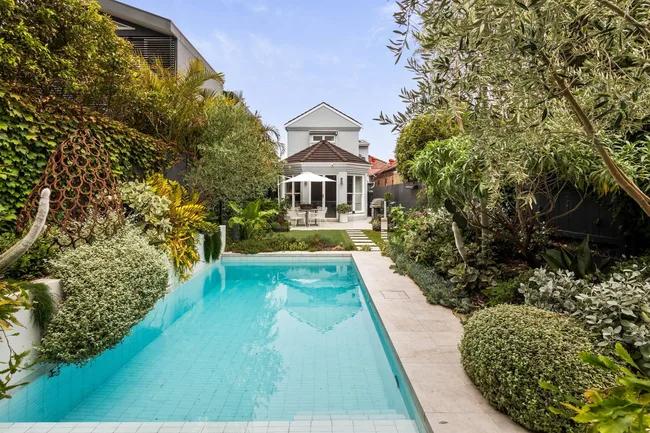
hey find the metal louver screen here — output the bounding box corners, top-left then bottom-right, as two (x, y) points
(124, 36), (177, 71)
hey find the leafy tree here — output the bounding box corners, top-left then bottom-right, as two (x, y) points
(381, 0), (650, 217)
(412, 130), (595, 264)
(0, 0), (136, 105)
(185, 99), (282, 215)
(112, 58), (225, 158)
(394, 112), (460, 182)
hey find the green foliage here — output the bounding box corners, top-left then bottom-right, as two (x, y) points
(335, 203), (352, 214)
(228, 233), (346, 254)
(123, 175), (216, 280)
(0, 233), (53, 280)
(447, 251), (501, 295)
(371, 216), (382, 231)
(460, 305), (615, 433)
(185, 100), (282, 214)
(228, 199), (277, 240)
(0, 280), (33, 400)
(542, 237), (610, 279)
(113, 58), (224, 156)
(555, 343), (650, 433)
(203, 231), (222, 262)
(41, 223), (168, 366)
(384, 0), (650, 217)
(482, 271), (532, 307)
(411, 133), (584, 264)
(386, 242), (472, 313)
(18, 281), (54, 331)
(394, 112), (460, 182)
(0, 84), (168, 231)
(121, 180), (172, 243)
(521, 268), (650, 369)
(147, 175), (215, 281)
(0, 0), (137, 104)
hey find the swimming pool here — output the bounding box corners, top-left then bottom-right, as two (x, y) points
(0, 256), (421, 427)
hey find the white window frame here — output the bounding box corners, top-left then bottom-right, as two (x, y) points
(310, 133), (336, 144)
(346, 175), (364, 213)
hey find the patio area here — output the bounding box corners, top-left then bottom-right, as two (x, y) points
(289, 220), (372, 231)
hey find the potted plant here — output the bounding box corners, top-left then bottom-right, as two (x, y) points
(336, 203), (352, 223)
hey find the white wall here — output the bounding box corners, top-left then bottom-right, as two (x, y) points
(286, 105), (361, 156)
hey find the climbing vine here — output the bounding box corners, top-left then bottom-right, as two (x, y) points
(0, 83), (170, 231)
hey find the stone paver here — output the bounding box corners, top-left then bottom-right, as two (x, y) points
(346, 230), (380, 251)
(351, 252), (529, 433)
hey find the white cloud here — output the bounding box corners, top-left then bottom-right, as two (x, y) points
(248, 4), (268, 12)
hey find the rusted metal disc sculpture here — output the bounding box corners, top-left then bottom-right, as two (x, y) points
(17, 129), (123, 247)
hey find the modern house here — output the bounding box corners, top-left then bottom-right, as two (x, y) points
(281, 103), (371, 219)
(98, 0), (223, 93)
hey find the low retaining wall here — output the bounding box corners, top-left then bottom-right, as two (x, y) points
(1, 225), (226, 385)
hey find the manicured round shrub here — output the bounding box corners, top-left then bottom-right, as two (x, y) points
(460, 305), (614, 433)
(40, 223), (168, 366)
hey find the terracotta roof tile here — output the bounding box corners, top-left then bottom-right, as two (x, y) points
(286, 141), (369, 164)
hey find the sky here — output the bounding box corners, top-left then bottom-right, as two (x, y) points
(118, 0), (413, 161)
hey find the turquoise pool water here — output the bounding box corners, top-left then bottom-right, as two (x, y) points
(0, 257), (418, 425)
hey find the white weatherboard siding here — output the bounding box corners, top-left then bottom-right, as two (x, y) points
(286, 105), (361, 157)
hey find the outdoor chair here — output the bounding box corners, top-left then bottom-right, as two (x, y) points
(309, 208), (328, 226)
(288, 209), (306, 226)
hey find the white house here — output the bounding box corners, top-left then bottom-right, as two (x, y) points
(281, 103), (371, 220)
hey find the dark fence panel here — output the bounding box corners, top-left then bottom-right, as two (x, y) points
(377, 183), (639, 250)
(543, 187), (623, 247)
(371, 184), (427, 210)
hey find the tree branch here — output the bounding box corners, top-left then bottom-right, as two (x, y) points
(595, 0), (650, 40)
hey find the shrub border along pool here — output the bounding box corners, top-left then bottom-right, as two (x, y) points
(0, 252), (522, 433)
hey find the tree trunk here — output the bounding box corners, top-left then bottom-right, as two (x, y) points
(0, 189), (50, 274)
(553, 74), (650, 217)
(452, 221), (468, 262)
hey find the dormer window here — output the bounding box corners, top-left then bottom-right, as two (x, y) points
(310, 132), (336, 144)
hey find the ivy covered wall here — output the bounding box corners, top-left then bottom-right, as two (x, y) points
(0, 83), (170, 231)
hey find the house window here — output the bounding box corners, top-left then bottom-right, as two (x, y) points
(286, 181), (301, 208)
(346, 175), (364, 213)
(310, 134), (336, 144)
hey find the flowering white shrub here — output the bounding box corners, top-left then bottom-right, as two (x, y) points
(40, 222), (168, 366)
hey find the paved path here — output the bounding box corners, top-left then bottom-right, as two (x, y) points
(346, 230), (380, 251)
(352, 252), (528, 433)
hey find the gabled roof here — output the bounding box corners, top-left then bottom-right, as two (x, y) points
(374, 162), (398, 177)
(368, 155), (390, 176)
(284, 102), (363, 128)
(286, 141), (369, 165)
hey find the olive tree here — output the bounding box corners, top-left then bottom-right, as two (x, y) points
(379, 0), (650, 216)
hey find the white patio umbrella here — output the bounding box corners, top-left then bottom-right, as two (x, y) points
(282, 172), (335, 183)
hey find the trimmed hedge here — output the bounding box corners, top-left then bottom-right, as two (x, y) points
(41, 223), (168, 366)
(0, 83), (169, 231)
(460, 305), (615, 433)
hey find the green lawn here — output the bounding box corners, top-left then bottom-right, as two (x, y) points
(279, 230), (355, 249)
(362, 229), (386, 248)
